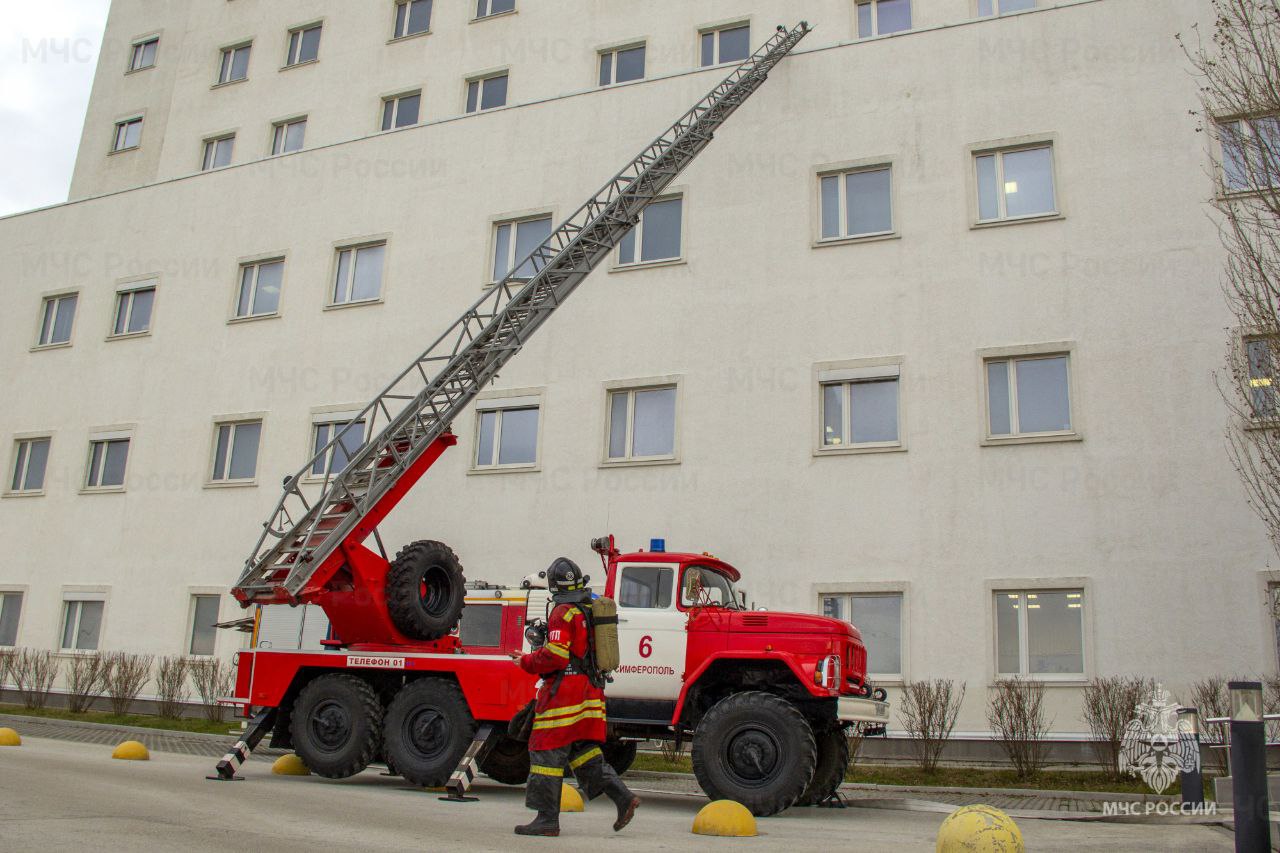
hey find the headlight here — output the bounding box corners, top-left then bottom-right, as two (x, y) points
(814, 655), (841, 689)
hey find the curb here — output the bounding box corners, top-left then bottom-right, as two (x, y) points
(0, 712), (242, 744)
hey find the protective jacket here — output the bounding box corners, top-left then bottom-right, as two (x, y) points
(517, 602), (607, 751)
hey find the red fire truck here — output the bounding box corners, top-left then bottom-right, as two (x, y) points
(212, 23), (888, 817)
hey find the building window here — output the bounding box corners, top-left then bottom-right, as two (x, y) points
(820, 166), (893, 240)
(985, 354), (1072, 439)
(1246, 336), (1279, 420)
(394, 0), (433, 38)
(381, 91), (421, 130)
(823, 593), (903, 677)
(272, 118), (307, 155)
(475, 398), (540, 469)
(475, 0), (515, 19)
(857, 0), (912, 37)
(600, 44), (645, 86)
(9, 438), (50, 494)
(332, 243), (386, 305)
(995, 589), (1085, 677)
(311, 417), (367, 477)
(61, 599), (104, 651)
(218, 43), (251, 84)
(0, 592), (22, 646)
(202, 135), (235, 171)
(129, 38), (158, 72)
(466, 73), (508, 113)
(36, 293), (78, 347)
(211, 421), (262, 483)
(618, 196), (682, 266)
(1221, 117), (1280, 192)
(235, 259), (284, 319)
(979, 0), (1036, 15)
(85, 437), (129, 490)
(189, 595), (221, 656)
(975, 144), (1057, 222)
(821, 367), (900, 449)
(700, 23), (750, 67)
(607, 385), (677, 462)
(113, 118), (143, 152)
(287, 24), (322, 65)
(492, 215), (552, 282)
(111, 282), (156, 337)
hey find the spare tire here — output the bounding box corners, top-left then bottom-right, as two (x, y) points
(602, 740), (638, 776)
(479, 733), (531, 785)
(386, 540), (466, 640)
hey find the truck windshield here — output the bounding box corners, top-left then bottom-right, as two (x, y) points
(681, 566), (740, 609)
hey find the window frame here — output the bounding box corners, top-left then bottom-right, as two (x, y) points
(270, 116), (307, 156)
(813, 357), (906, 455)
(201, 134), (236, 171)
(33, 290), (79, 350)
(969, 138), (1061, 227)
(306, 408), (369, 482)
(977, 0), (1037, 16)
(856, 0), (913, 38)
(465, 70), (510, 114)
(1218, 116), (1280, 195)
(814, 582), (909, 683)
(987, 580), (1090, 682)
(813, 158), (898, 246)
(598, 41), (647, 87)
(979, 342), (1079, 445)
(329, 239), (389, 308)
(5, 435), (52, 497)
(487, 210), (555, 285)
(601, 376), (682, 467)
(380, 89), (423, 131)
(108, 277), (158, 340)
(207, 417), (264, 487)
(127, 36), (159, 73)
(1240, 331), (1280, 425)
(392, 0), (434, 40)
(0, 587), (27, 648)
(611, 191), (687, 271)
(698, 20), (752, 68)
(230, 255), (287, 322)
(59, 589), (108, 653)
(285, 22), (323, 67)
(187, 592), (223, 657)
(216, 41), (253, 86)
(470, 389), (545, 474)
(111, 116), (143, 153)
(473, 0), (517, 21)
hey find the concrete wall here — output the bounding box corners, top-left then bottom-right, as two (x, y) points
(3, 0), (1269, 736)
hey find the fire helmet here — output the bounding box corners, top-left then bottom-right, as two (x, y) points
(546, 557), (591, 603)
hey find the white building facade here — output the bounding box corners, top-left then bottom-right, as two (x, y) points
(0, 0), (1268, 736)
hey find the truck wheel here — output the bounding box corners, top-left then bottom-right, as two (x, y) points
(602, 740), (638, 776)
(479, 734), (530, 785)
(794, 724), (850, 806)
(384, 678), (476, 787)
(290, 674), (383, 779)
(691, 691), (817, 817)
(385, 540), (466, 641)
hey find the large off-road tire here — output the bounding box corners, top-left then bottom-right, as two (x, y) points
(602, 740), (638, 776)
(795, 724), (850, 806)
(479, 733), (531, 785)
(385, 540), (466, 641)
(290, 674), (383, 779)
(384, 678), (477, 787)
(691, 691), (817, 817)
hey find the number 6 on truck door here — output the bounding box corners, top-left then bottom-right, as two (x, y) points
(609, 563), (687, 702)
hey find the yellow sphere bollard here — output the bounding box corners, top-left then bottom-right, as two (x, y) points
(272, 753), (310, 776)
(692, 800), (757, 838)
(0, 727), (21, 746)
(936, 804), (1024, 853)
(111, 740), (150, 761)
(560, 783), (585, 813)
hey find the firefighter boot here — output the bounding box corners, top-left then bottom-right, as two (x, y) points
(514, 812), (561, 838)
(517, 771), (562, 837)
(605, 778), (640, 832)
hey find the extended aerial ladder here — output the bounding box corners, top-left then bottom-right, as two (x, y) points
(230, 23), (811, 646)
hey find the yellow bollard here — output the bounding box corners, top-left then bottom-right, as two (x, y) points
(272, 753), (310, 776)
(0, 727), (20, 746)
(560, 783), (585, 813)
(692, 800), (757, 837)
(936, 804), (1024, 853)
(111, 740), (150, 761)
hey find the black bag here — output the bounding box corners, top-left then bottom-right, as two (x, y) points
(509, 699), (536, 742)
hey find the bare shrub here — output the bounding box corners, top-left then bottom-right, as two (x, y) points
(899, 679), (965, 773)
(1083, 675), (1155, 779)
(659, 738), (687, 764)
(1264, 674), (1280, 746)
(0, 647), (13, 690)
(11, 649), (59, 710)
(987, 678), (1052, 780)
(103, 652), (153, 715)
(154, 656), (190, 719)
(189, 658), (234, 722)
(846, 720), (875, 770)
(65, 651), (109, 713)
(1190, 676), (1234, 776)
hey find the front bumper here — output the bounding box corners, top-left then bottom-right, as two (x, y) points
(837, 695), (890, 725)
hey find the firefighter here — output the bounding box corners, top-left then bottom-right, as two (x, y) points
(509, 557), (640, 837)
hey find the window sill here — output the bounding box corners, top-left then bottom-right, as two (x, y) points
(813, 443), (906, 457)
(981, 431), (1081, 447)
(970, 212), (1064, 230)
(108, 145), (140, 156)
(471, 9), (518, 24)
(210, 78), (248, 91)
(812, 232), (900, 249)
(599, 457), (680, 469)
(324, 297), (384, 312)
(280, 58), (319, 72)
(204, 480), (257, 490)
(227, 312), (281, 325)
(991, 677), (1088, 687)
(468, 464), (541, 476)
(30, 341), (73, 353)
(124, 65), (156, 76)
(2, 490), (45, 499)
(387, 30), (432, 45)
(79, 486), (126, 495)
(608, 257), (687, 274)
(106, 330), (151, 342)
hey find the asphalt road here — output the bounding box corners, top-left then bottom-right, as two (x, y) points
(0, 737), (1234, 852)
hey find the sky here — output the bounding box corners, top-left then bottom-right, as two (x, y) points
(0, 0), (112, 218)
